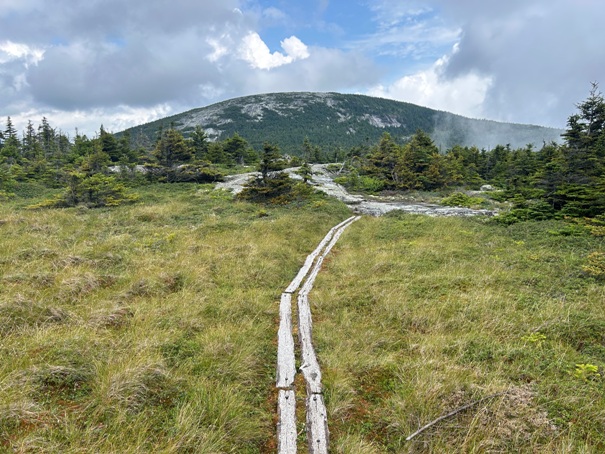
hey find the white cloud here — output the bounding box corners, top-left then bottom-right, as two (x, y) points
(263, 7), (287, 21)
(281, 36), (310, 60)
(206, 37), (229, 63)
(238, 46), (378, 95)
(367, 52), (492, 118)
(0, 40), (44, 65)
(5, 0), (602, 136)
(9, 103), (173, 137)
(239, 33), (309, 70)
(431, 0), (605, 126)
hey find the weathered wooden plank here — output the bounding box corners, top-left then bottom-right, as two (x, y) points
(299, 216), (360, 296)
(297, 216), (361, 395)
(285, 216), (357, 293)
(306, 393), (329, 454)
(297, 292), (322, 394)
(276, 293), (296, 388)
(277, 390), (297, 454)
(277, 215), (360, 454)
(285, 245), (325, 294)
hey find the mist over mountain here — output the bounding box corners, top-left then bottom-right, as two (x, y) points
(121, 92), (563, 153)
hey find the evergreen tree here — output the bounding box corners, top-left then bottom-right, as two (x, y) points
(80, 141), (111, 175)
(153, 128), (192, 167)
(482, 144), (511, 185)
(555, 83), (605, 216)
(295, 161), (313, 183)
(1, 117), (21, 163)
(71, 131), (95, 159)
(507, 145), (538, 189)
(206, 142), (229, 165)
(222, 133), (252, 165)
(117, 129), (138, 163)
(38, 117), (57, 159)
(534, 145), (568, 210)
(562, 82), (605, 152)
(189, 125), (209, 160)
(365, 132), (402, 187)
(22, 120), (42, 161)
(301, 137), (313, 162)
(99, 126), (121, 162)
(259, 142), (286, 183)
(398, 130), (439, 189)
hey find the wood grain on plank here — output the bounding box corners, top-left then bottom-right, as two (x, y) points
(277, 215), (360, 454)
(306, 393), (329, 454)
(277, 390), (297, 454)
(297, 292), (322, 394)
(285, 216), (357, 293)
(276, 293), (296, 388)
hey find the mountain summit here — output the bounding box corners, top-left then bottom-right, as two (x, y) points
(123, 92), (563, 153)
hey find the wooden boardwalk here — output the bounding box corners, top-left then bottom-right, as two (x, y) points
(276, 216), (360, 453)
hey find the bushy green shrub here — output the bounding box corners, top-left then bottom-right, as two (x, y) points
(237, 172), (315, 205)
(169, 163), (225, 183)
(140, 163), (224, 183)
(30, 172), (139, 209)
(440, 192), (484, 208)
(493, 200), (557, 225)
(334, 173), (384, 193)
(0, 190), (15, 201)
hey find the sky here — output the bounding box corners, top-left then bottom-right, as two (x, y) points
(1, 0), (604, 137)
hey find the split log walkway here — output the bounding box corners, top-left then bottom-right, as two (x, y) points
(276, 216), (360, 454)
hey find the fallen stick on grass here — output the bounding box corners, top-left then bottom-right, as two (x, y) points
(406, 391), (507, 441)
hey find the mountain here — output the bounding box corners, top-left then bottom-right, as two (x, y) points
(121, 92), (564, 153)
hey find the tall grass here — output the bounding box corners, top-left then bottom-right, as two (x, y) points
(3, 185), (605, 452)
(0, 184), (349, 452)
(312, 214), (605, 453)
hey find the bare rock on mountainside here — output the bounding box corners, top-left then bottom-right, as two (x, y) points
(120, 92), (563, 154)
(216, 165), (495, 217)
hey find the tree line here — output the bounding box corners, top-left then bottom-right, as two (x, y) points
(1, 84), (604, 219)
(338, 83), (605, 221)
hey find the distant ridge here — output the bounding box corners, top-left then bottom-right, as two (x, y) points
(122, 92), (563, 153)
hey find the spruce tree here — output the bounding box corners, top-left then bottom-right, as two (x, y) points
(259, 142), (286, 183)
(153, 128), (192, 167)
(189, 126), (209, 161)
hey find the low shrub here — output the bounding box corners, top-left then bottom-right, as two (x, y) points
(582, 251), (605, 279)
(334, 173), (384, 193)
(237, 172), (315, 205)
(30, 172), (139, 209)
(440, 192), (485, 208)
(493, 200), (557, 225)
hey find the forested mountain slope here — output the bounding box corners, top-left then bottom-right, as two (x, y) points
(121, 92), (563, 154)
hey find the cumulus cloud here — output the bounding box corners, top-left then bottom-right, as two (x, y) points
(0, 0), (380, 134)
(8, 103), (173, 137)
(0, 41), (44, 65)
(2, 0), (604, 136)
(239, 33), (309, 70)
(239, 46), (378, 94)
(368, 51), (492, 118)
(0, 1), (251, 123)
(431, 0), (605, 126)
(359, 0), (605, 128)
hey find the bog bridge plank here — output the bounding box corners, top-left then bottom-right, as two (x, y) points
(275, 216), (360, 453)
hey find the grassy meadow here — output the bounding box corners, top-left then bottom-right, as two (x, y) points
(0, 184), (349, 452)
(1, 184), (605, 453)
(313, 214), (605, 453)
